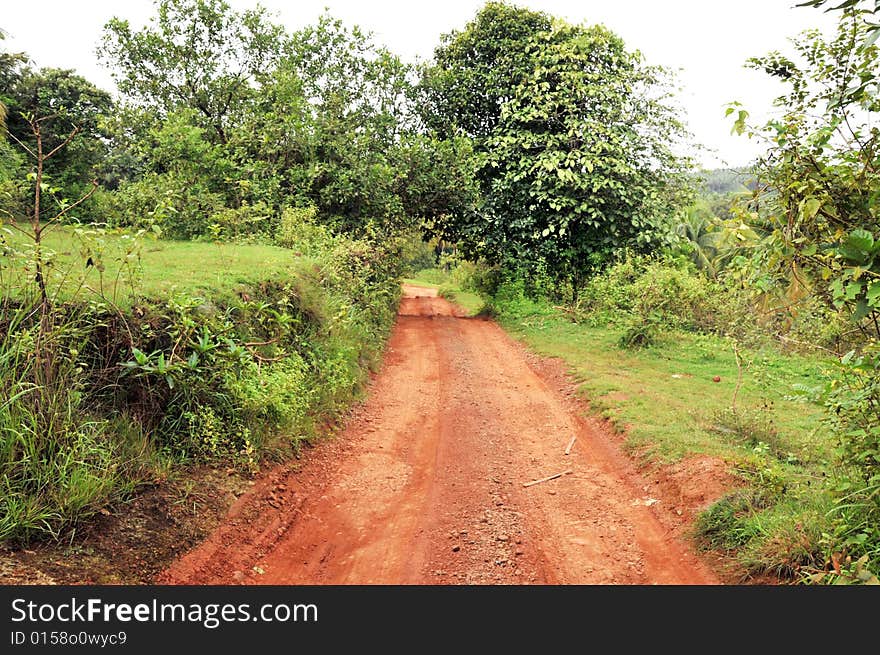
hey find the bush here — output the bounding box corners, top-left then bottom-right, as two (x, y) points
(207, 201), (275, 242)
(275, 205), (335, 255)
(630, 262), (720, 332)
(110, 172), (223, 239)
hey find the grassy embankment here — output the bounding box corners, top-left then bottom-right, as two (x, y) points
(0, 226), (400, 546)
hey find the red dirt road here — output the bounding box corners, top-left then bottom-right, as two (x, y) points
(159, 285), (719, 585)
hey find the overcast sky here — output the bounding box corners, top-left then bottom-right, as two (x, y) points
(1, 0), (840, 169)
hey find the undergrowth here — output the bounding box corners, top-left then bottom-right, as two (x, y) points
(0, 215), (402, 544)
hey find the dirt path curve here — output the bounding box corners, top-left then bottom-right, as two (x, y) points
(159, 285), (719, 585)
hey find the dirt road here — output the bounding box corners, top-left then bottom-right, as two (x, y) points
(159, 285), (720, 585)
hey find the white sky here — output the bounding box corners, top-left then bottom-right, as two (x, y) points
(1, 0), (840, 169)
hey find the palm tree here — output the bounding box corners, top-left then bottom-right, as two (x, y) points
(677, 203), (722, 277)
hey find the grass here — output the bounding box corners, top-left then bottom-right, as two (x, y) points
(1, 224), (302, 305)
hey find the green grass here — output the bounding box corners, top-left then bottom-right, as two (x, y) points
(2, 224), (302, 305)
(509, 317), (829, 463)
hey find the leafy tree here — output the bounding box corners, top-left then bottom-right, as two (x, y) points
(734, 9), (880, 579)
(733, 12), (879, 327)
(423, 10), (693, 299)
(3, 66), (113, 217)
(419, 1), (551, 140)
(99, 0), (284, 144)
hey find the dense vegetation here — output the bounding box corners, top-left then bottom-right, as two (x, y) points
(1, 0), (878, 584)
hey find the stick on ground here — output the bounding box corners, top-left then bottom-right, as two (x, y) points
(564, 436), (576, 455)
(523, 469), (573, 488)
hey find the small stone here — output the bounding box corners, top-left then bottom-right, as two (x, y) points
(497, 535), (509, 542)
(232, 570), (245, 582)
(452, 545), (461, 552)
(515, 549), (525, 556)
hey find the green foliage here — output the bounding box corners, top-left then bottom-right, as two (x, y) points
(2, 64), (114, 217)
(275, 205), (328, 252)
(421, 5), (693, 296)
(732, 9), (880, 580)
(419, 1), (551, 140)
(110, 171), (223, 239)
(99, 0), (284, 144)
(0, 220), (402, 543)
(732, 13), (879, 327)
(575, 255), (736, 336)
(0, 300), (151, 544)
(94, 2), (470, 241)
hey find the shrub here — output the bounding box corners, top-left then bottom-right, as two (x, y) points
(110, 172), (223, 239)
(207, 201), (275, 242)
(275, 205), (335, 255)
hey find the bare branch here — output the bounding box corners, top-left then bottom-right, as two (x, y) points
(5, 130), (36, 159)
(44, 126), (80, 161)
(41, 179), (99, 233)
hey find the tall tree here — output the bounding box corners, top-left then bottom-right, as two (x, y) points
(419, 1), (551, 140)
(98, 0), (284, 144)
(421, 8), (693, 299)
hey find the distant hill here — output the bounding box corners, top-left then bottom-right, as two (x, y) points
(699, 167), (758, 195)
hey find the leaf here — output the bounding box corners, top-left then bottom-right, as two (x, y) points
(844, 280), (862, 300)
(839, 229), (876, 264)
(847, 228), (875, 253)
(132, 348), (147, 365)
(800, 197), (822, 220)
(867, 281), (880, 307)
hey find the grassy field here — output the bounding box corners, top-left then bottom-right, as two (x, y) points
(410, 268), (840, 579)
(2, 224), (301, 305)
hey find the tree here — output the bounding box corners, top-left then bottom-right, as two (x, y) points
(733, 12), (879, 328)
(99, 0), (284, 144)
(423, 12), (693, 299)
(4, 67), (113, 208)
(419, 1), (551, 140)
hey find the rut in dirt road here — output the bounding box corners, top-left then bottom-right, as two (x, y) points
(159, 285), (719, 585)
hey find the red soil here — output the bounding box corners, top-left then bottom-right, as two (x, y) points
(158, 285), (722, 585)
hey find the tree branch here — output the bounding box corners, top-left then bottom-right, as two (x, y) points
(44, 126), (80, 161)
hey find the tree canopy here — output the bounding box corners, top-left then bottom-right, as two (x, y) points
(420, 5), (693, 297)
